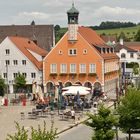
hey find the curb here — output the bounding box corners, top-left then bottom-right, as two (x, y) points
(57, 102), (114, 135)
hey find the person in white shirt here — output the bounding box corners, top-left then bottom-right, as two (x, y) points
(71, 109), (75, 122)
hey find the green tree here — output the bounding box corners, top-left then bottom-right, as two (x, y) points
(7, 121), (57, 140)
(0, 75), (6, 97)
(118, 31), (130, 42)
(135, 29), (140, 41)
(31, 121), (57, 140)
(117, 88), (140, 140)
(6, 122), (28, 140)
(14, 73), (26, 92)
(85, 105), (118, 140)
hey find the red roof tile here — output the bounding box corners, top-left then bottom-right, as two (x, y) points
(78, 26), (105, 45)
(78, 26), (118, 60)
(9, 36), (48, 70)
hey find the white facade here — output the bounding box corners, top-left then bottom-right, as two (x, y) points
(0, 37), (42, 93)
(116, 48), (138, 63)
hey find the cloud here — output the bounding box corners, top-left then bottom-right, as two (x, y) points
(93, 6), (140, 20)
(18, 12), (50, 19)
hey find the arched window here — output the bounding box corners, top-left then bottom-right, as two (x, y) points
(121, 53), (126, 58)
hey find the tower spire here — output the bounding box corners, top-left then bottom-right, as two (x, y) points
(67, 3), (79, 42)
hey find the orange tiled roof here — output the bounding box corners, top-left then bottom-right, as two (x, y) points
(78, 26), (118, 60)
(101, 53), (119, 60)
(78, 26), (105, 45)
(9, 36), (48, 70)
(124, 42), (140, 51)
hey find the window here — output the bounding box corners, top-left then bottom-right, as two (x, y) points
(69, 49), (77, 55)
(50, 64), (57, 73)
(5, 49), (10, 55)
(130, 53), (134, 58)
(83, 49), (87, 54)
(13, 60), (18, 65)
(5, 60), (10, 65)
(60, 64), (67, 73)
(22, 60), (26, 65)
(80, 64), (86, 73)
(89, 64), (96, 73)
(22, 73), (27, 78)
(13, 73), (18, 78)
(121, 53), (126, 58)
(3, 73), (7, 78)
(70, 64), (76, 73)
(31, 73), (36, 78)
(59, 50), (63, 55)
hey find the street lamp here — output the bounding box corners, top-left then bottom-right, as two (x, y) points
(6, 64), (9, 99)
(58, 85), (62, 115)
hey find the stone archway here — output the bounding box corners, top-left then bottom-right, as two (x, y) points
(84, 82), (92, 89)
(64, 82), (72, 87)
(75, 81), (82, 86)
(93, 82), (102, 96)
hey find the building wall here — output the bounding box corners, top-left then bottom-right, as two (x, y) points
(44, 33), (103, 86)
(0, 38), (42, 93)
(117, 48), (138, 63)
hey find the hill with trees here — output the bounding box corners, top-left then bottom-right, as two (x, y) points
(54, 21), (140, 43)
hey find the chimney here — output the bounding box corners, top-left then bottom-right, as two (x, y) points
(120, 38), (124, 45)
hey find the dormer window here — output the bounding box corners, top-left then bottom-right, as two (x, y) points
(130, 53), (134, 58)
(103, 48), (106, 53)
(107, 48), (110, 53)
(69, 49), (77, 56)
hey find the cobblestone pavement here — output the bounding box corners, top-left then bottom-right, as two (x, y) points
(0, 100), (114, 140)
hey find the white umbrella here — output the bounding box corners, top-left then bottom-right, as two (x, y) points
(62, 85), (91, 96)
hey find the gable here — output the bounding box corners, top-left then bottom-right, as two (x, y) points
(44, 32), (102, 63)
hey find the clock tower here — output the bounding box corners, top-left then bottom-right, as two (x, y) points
(67, 3), (79, 42)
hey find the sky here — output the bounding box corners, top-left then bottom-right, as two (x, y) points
(0, 0), (140, 27)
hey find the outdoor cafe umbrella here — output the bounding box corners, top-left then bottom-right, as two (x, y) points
(62, 85), (91, 96)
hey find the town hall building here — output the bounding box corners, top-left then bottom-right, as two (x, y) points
(43, 4), (120, 99)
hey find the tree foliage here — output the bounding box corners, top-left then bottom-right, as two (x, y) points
(117, 88), (140, 133)
(14, 73), (26, 92)
(135, 29), (140, 41)
(7, 121), (57, 140)
(85, 105), (118, 140)
(90, 21), (136, 30)
(0, 75), (6, 97)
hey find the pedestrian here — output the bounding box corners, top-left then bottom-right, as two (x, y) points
(32, 79), (37, 101)
(36, 82), (44, 103)
(71, 108), (75, 123)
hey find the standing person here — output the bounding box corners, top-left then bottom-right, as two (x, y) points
(32, 80), (37, 101)
(36, 82), (44, 103)
(71, 108), (75, 123)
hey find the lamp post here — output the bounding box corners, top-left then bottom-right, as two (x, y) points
(6, 64), (9, 99)
(58, 85), (62, 115)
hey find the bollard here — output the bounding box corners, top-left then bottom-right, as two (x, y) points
(22, 99), (26, 106)
(4, 98), (8, 106)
